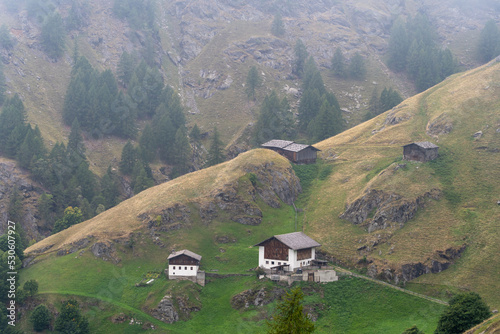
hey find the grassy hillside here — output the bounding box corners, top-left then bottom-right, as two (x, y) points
(302, 60), (500, 308)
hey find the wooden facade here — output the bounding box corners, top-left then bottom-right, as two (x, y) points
(168, 254), (200, 266)
(261, 140), (320, 164)
(262, 238), (289, 261)
(403, 142), (438, 162)
(297, 248), (312, 261)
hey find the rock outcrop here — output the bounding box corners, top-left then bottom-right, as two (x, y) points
(340, 188), (441, 232)
(231, 286), (285, 310)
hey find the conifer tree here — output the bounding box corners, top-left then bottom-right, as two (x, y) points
(0, 95), (26, 154)
(207, 127), (225, 167)
(0, 62), (6, 106)
(245, 66), (262, 100)
(477, 20), (500, 63)
(40, 12), (66, 59)
(117, 51), (136, 87)
(100, 167), (120, 209)
(54, 299), (90, 334)
(267, 286), (314, 334)
(0, 24), (14, 50)
(348, 52), (367, 80)
(132, 161), (154, 194)
(171, 127), (191, 177)
(254, 91), (293, 144)
(271, 13), (285, 37)
(387, 17), (409, 72)
(331, 47), (347, 78)
(293, 39), (308, 78)
(190, 124), (201, 143)
(30, 304), (51, 332)
(119, 141), (137, 175)
(139, 124), (156, 162)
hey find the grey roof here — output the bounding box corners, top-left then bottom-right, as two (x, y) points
(285, 143), (321, 152)
(404, 141), (438, 149)
(167, 249), (202, 261)
(255, 232), (321, 250)
(261, 140), (321, 152)
(261, 140), (294, 149)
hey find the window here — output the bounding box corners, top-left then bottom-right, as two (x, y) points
(173, 272), (175, 275)
(185, 267), (187, 270)
(271, 261), (275, 265)
(190, 267), (193, 270)
(278, 262), (281, 265)
(172, 266), (175, 270)
(266, 261), (269, 264)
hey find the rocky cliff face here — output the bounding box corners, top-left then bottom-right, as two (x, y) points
(0, 158), (46, 242)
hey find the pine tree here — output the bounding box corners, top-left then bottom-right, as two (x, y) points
(132, 161), (154, 194)
(139, 124), (156, 162)
(100, 167), (120, 209)
(298, 88), (322, 131)
(30, 304), (51, 332)
(348, 52), (366, 80)
(54, 299), (90, 334)
(477, 20), (500, 63)
(18, 125), (46, 169)
(245, 66), (262, 100)
(267, 286), (314, 334)
(207, 127), (225, 167)
(0, 24), (14, 50)
(331, 47), (347, 78)
(254, 91), (293, 144)
(171, 127), (191, 177)
(387, 17), (409, 72)
(190, 124), (201, 143)
(271, 13), (285, 37)
(40, 12), (66, 59)
(119, 141), (137, 175)
(293, 39), (308, 78)
(0, 94), (26, 152)
(117, 51), (136, 87)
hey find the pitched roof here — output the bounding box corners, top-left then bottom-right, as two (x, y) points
(255, 232), (321, 250)
(167, 249), (202, 261)
(261, 140), (321, 152)
(261, 140), (294, 149)
(403, 141), (438, 149)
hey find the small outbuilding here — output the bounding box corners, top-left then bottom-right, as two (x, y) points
(167, 250), (205, 286)
(254, 232), (321, 271)
(261, 140), (320, 164)
(403, 141), (439, 162)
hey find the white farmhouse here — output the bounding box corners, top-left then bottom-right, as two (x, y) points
(255, 232), (321, 271)
(167, 249), (202, 279)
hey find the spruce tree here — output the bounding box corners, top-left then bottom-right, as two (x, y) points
(117, 51), (136, 87)
(0, 62), (6, 106)
(40, 12), (66, 59)
(207, 127), (225, 167)
(0, 24), (14, 50)
(271, 13), (285, 37)
(119, 141), (137, 175)
(245, 66), (262, 100)
(293, 39), (308, 78)
(139, 124), (156, 162)
(387, 17), (409, 72)
(477, 20), (500, 63)
(267, 286), (314, 334)
(171, 127), (191, 177)
(190, 124), (201, 143)
(331, 47), (347, 78)
(132, 161), (154, 194)
(0, 94), (26, 152)
(348, 52), (366, 80)
(101, 167), (120, 209)
(30, 304), (51, 332)
(54, 299), (90, 334)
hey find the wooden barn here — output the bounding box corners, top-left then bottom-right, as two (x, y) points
(167, 250), (203, 284)
(403, 141), (439, 162)
(261, 140), (320, 164)
(254, 232), (321, 271)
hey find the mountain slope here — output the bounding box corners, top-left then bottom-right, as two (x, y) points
(305, 59), (500, 307)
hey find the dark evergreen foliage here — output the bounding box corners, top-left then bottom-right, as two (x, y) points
(65, 0), (90, 31)
(30, 304), (51, 332)
(40, 12), (66, 59)
(348, 52), (367, 80)
(171, 127), (191, 178)
(331, 47), (347, 78)
(207, 127), (226, 167)
(119, 141), (138, 175)
(387, 13), (458, 92)
(267, 286), (314, 334)
(271, 13), (285, 37)
(293, 39), (308, 78)
(0, 62), (6, 106)
(253, 91), (294, 145)
(0, 24), (14, 50)
(55, 299), (90, 334)
(0, 95), (27, 155)
(245, 65), (262, 100)
(477, 20), (500, 63)
(189, 124), (201, 143)
(402, 325), (424, 334)
(434, 292), (491, 334)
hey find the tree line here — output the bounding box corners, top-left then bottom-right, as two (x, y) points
(386, 14), (458, 92)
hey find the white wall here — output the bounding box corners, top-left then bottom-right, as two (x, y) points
(259, 246), (316, 271)
(169, 264), (198, 277)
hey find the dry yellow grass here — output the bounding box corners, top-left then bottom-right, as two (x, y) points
(26, 149), (291, 254)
